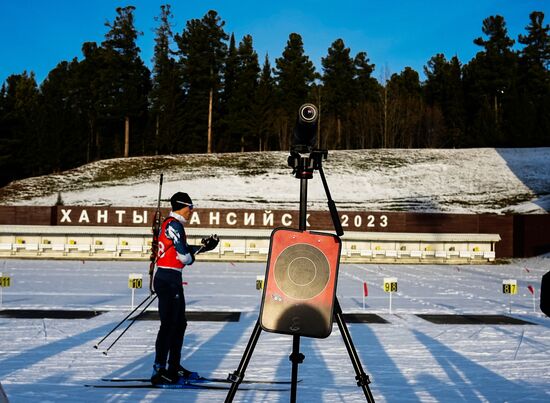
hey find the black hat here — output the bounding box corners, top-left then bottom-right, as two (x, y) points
(170, 192), (193, 211)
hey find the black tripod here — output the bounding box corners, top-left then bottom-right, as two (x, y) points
(225, 149), (375, 403)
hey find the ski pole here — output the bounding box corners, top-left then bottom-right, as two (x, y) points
(99, 243), (208, 353)
(102, 294), (158, 355)
(94, 294), (153, 349)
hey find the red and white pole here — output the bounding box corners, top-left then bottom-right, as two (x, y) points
(528, 285), (535, 313)
(362, 282), (368, 310)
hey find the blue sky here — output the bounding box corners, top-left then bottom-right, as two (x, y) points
(1, 0), (548, 85)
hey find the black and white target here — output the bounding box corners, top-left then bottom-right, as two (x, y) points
(273, 244), (330, 300)
(259, 228), (341, 339)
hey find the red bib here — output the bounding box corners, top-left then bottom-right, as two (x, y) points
(156, 217), (187, 270)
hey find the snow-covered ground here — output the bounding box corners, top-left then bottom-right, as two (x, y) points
(0, 147), (549, 402)
(0, 258), (549, 402)
(1, 148), (549, 214)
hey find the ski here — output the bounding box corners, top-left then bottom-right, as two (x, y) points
(85, 382), (289, 391)
(100, 376), (299, 385)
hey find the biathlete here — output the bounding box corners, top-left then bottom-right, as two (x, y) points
(151, 191), (218, 385)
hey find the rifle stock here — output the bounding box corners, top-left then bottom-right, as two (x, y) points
(149, 174), (164, 292)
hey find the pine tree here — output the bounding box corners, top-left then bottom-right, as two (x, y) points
(226, 35), (260, 152)
(424, 54), (465, 146)
(354, 52), (379, 102)
(101, 6), (151, 158)
(274, 33), (316, 150)
(0, 72), (40, 185)
(252, 54), (277, 151)
(76, 41), (108, 161)
(387, 67), (423, 147)
(519, 11), (550, 70)
(39, 59), (87, 172)
(175, 10), (228, 153)
(353, 51), (381, 148)
(518, 11), (550, 145)
(321, 38), (356, 149)
(218, 33), (238, 152)
(223, 33), (238, 109)
(464, 15), (518, 146)
(151, 4), (184, 154)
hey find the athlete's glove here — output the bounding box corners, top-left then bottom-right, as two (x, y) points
(200, 234), (219, 252)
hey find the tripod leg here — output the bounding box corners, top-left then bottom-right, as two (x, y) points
(333, 298), (376, 403)
(225, 320), (262, 403)
(289, 335), (304, 403)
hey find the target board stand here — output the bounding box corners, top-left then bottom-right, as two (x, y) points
(225, 106), (375, 403)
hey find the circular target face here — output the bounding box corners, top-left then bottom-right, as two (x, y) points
(273, 243), (330, 300)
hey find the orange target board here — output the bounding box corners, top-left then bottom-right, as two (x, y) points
(260, 228), (341, 338)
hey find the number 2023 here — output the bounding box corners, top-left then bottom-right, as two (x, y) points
(341, 214), (388, 228)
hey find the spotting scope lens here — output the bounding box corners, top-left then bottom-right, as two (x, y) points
(292, 103), (319, 151)
(299, 104), (318, 123)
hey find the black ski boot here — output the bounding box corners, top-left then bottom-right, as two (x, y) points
(151, 364), (174, 385)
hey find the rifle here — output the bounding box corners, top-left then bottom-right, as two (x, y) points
(149, 173), (164, 293)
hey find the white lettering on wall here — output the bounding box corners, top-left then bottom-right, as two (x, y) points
(60, 209), (72, 223)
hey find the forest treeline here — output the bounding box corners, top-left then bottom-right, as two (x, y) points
(0, 6), (549, 186)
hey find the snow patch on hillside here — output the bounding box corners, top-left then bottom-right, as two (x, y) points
(1, 148), (548, 214)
